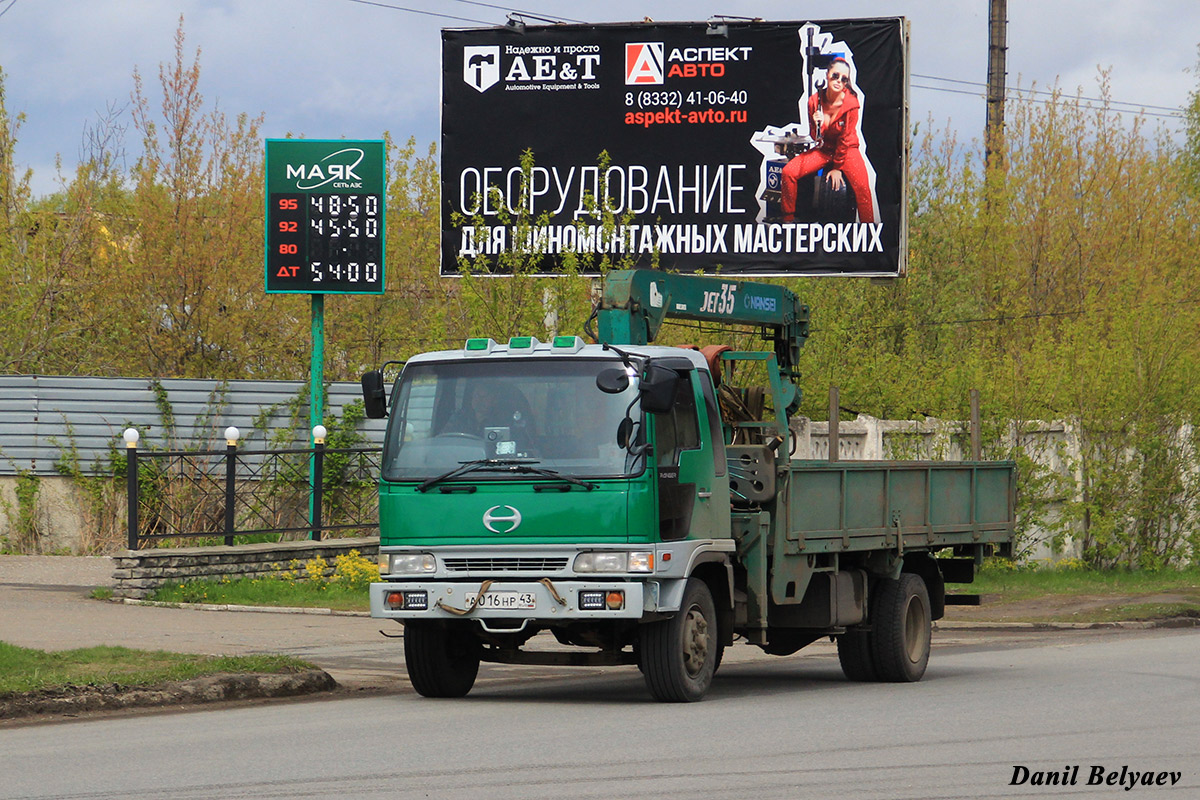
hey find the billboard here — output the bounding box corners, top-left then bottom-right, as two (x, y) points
(441, 18), (907, 277)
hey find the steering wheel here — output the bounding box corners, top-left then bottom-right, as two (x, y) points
(434, 432), (482, 440)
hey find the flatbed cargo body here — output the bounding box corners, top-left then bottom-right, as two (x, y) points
(781, 459), (1014, 554)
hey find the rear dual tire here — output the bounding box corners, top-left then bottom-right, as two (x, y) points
(837, 573), (931, 683)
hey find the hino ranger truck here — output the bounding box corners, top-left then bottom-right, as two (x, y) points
(363, 269), (1015, 701)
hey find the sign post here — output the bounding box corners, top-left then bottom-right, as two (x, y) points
(265, 138), (386, 537)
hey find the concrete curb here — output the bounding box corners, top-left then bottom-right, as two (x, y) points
(116, 598), (370, 617)
(936, 617), (1200, 631)
(0, 669), (338, 722)
(117, 598), (1200, 630)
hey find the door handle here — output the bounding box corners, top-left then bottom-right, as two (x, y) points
(697, 490), (712, 499)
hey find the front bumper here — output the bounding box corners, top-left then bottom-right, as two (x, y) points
(369, 540), (735, 622)
(370, 579), (647, 620)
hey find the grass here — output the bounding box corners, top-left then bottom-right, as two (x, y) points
(950, 563), (1200, 623)
(150, 576), (369, 612)
(147, 551), (378, 612)
(971, 564), (1200, 598)
(0, 641), (315, 695)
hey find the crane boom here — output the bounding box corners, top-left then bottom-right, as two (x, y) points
(597, 269), (811, 414)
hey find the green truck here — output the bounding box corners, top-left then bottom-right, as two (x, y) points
(363, 269), (1015, 701)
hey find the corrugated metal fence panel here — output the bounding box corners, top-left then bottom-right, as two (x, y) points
(0, 376), (386, 476)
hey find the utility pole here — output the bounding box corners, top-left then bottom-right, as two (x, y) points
(986, 0), (1008, 170)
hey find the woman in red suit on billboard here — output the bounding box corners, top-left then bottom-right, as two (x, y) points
(780, 58), (877, 223)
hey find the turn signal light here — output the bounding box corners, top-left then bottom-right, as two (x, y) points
(605, 591), (625, 610)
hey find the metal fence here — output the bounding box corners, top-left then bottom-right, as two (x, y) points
(125, 440), (381, 550)
(0, 375), (387, 477)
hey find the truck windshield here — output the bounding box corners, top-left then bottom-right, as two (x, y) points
(382, 358), (640, 482)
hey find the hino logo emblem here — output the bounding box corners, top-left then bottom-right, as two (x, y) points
(482, 505), (522, 533)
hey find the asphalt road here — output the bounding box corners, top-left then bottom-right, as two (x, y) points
(2, 556), (1199, 798)
(1, 627), (1198, 799)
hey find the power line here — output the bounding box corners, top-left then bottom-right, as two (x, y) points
(912, 83), (987, 98)
(0, 0), (19, 21)
(811, 296), (1200, 336)
(448, 0), (587, 24)
(343, 0), (492, 25)
(336, 2), (1185, 121)
(914, 72), (1184, 114)
(911, 83), (1183, 120)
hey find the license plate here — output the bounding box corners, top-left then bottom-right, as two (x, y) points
(465, 591), (536, 610)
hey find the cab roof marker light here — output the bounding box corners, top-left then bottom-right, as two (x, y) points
(551, 335), (585, 354)
(464, 338), (497, 356)
(507, 336), (541, 353)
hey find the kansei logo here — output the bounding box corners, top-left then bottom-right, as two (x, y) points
(464, 45), (501, 93)
(625, 42), (664, 85)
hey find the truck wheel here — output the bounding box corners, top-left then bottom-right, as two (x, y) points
(404, 621), (481, 698)
(871, 573), (931, 682)
(640, 578), (717, 702)
(836, 630), (878, 681)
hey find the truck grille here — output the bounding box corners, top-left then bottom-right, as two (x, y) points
(442, 557), (569, 572)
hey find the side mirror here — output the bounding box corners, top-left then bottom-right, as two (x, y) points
(361, 371), (387, 419)
(639, 363), (681, 414)
(617, 417), (635, 449)
(596, 367), (630, 394)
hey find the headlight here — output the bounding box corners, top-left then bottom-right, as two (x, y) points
(381, 553), (436, 574)
(574, 551), (654, 573)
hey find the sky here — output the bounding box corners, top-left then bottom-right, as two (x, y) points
(2, 0), (1197, 199)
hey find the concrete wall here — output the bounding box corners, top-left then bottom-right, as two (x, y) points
(0, 475), (100, 554)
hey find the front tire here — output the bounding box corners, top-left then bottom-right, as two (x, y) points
(404, 621), (481, 698)
(640, 578), (717, 702)
(871, 573), (931, 682)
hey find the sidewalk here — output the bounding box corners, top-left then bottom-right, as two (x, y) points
(4, 556), (1192, 703)
(0, 556), (405, 690)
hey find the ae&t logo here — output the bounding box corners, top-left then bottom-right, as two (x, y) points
(464, 46), (501, 93)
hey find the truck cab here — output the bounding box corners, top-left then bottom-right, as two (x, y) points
(368, 335), (736, 700)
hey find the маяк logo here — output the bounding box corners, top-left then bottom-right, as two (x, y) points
(286, 148), (364, 190)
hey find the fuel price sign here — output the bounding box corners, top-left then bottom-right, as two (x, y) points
(265, 139), (386, 294)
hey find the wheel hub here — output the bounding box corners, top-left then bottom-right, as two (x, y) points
(681, 605), (709, 677)
(903, 596), (927, 663)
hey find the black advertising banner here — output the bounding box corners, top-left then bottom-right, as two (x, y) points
(441, 18), (907, 277)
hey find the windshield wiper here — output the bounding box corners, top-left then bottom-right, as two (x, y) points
(416, 459), (537, 493)
(508, 464), (597, 491)
(416, 459), (596, 493)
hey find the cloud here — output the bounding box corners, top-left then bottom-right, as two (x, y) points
(2, 0), (1196, 198)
